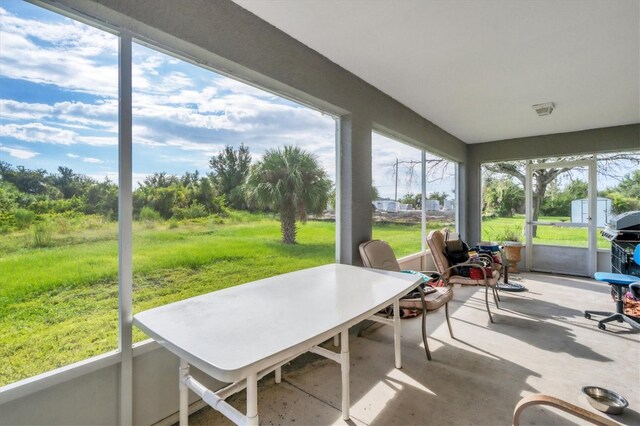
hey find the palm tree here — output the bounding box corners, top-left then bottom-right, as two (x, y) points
(246, 146), (331, 244)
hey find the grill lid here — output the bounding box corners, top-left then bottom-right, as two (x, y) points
(602, 211), (640, 241)
(607, 211), (640, 231)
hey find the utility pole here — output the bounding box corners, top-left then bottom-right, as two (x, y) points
(394, 158), (398, 201)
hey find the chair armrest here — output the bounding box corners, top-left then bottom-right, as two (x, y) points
(513, 394), (617, 426)
(442, 261), (493, 285)
(477, 253), (498, 270)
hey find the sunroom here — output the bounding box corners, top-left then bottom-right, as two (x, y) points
(0, 1), (638, 425)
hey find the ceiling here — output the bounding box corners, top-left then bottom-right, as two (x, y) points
(233, 0), (639, 144)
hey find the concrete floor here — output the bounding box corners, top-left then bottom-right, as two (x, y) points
(187, 273), (640, 425)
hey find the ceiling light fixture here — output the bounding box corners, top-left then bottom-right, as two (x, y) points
(532, 102), (555, 116)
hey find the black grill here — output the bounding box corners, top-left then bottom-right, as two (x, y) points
(602, 211), (640, 275)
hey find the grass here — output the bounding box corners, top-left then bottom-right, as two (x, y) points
(372, 220), (452, 257)
(0, 212), (609, 385)
(482, 215), (611, 249)
(1, 216), (337, 385)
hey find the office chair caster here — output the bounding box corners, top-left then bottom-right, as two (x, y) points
(584, 313), (591, 319)
(598, 322), (606, 331)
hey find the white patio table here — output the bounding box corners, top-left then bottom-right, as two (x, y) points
(134, 263), (421, 425)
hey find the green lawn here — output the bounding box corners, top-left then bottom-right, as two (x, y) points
(1, 215), (432, 385)
(0, 212), (609, 385)
(482, 215), (611, 249)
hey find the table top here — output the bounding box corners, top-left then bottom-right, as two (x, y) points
(134, 263), (420, 382)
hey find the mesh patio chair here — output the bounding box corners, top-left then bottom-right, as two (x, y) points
(427, 229), (500, 323)
(359, 239), (454, 360)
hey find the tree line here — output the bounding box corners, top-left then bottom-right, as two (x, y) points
(483, 170), (640, 218)
(0, 144), (331, 244)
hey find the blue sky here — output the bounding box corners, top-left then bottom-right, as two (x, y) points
(0, 0), (454, 199)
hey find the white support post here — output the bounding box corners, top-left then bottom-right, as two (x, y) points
(524, 162), (533, 272)
(275, 367), (281, 384)
(340, 330), (350, 421)
(333, 334), (340, 347)
(118, 32), (133, 426)
(588, 157), (598, 276)
(334, 118), (341, 264)
(393, 298), (402, 369)
(179, 359), (190, 426)
(245, 373), (259, 426)
(421, 151), (427, 253)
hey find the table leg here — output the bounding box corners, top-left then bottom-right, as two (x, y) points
(340, 330), (350, 421)
(393, 298), (402, 369)
(275, 366), (282, 384)
(179, 359), (189, 426)
(246, 373), (259, 426)
(333, 334), (340, 347)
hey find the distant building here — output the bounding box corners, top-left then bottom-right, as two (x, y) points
(425, 199), (440, 211)
(570, 197), (612, 227)
(373, 200), (410, 212)
(443, 199), (456, 211)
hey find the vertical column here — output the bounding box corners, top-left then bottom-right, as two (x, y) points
(587, 157), (598, 276)
(246, 373), (259, 426)
(393, 298), (402, 368)
(340, 330), (350, 421)
(179, 360), (190, 426)
(275, 366), (282, 384)
(421, 151), (427, 253)
(337, 114), (373, 265)
(524, 163), (533, 271)
(118, 32), (134, 426)
(460, 158), (482, 244)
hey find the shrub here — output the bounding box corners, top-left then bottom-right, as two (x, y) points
(492, 226), (523, 243)
(168, 218), (179, 229)
(55, 217), (72, 234)
(0, 212), (16, 234)
(139, 206), (161, 222)
(32, 222), (53, 248)
(209, 215), (224, 225)
(172, 203), (208, 220)
(14, 209), (35, 230)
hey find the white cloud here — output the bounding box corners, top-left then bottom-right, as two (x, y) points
(75, 135), (117, 146)
(67, 153), (79, 158)
(1, 122), (76, 145)
(213, 77), (277, 99)
(82, 157), (103, 163)
(0, 4), (337, 179)
(164, 138), (223, 156)
(0, 144), (39, 159)
(0, 99), (52, 120)
(0, 122), (117, 147)
(0, 99), (117, 129)
(0, 7), (118, 97)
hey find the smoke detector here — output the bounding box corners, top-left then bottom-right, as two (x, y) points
(532, 102), (555, 116)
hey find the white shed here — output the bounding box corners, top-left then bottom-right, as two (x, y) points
(570, 197), (612, 227)
(425, 199), (440, 211)
(373, 200), (415, 212)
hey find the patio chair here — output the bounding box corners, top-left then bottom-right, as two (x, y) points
(359, 239), (454, 360)
(585, 244), (640, 331)
(426, 229), (500, 323)
(513, 394), (617, 426)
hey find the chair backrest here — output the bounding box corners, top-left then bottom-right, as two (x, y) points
(426, 230), (452, 278)
(359, 240), (401, 272)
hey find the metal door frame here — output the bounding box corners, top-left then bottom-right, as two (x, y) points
(525, 158), (597, 276)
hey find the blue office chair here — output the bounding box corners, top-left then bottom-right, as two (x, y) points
(585, 245), (640, 331)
